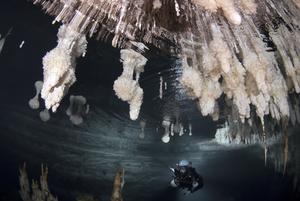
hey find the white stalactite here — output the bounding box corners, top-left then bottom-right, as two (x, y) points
(41, 25), (87, 112)
(170, 123), (174, 136)
(139, 120), (146, 139)
(39, 109), (50, 122)
(189, 123), (192, 136)
(113, 48), (147, 120)
(29, 81), (43, 110)
(153, 0), (162, 9)
(159, 76), (163, 99)
(19, 40), (25, 49)
(180, 8), (296, 124)
(179, 124), (184, 136)
(0, 27), (12, 54)
(162, 116), (171, 143)
(66, 95), (89, 125)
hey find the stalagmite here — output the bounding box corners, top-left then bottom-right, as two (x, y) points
(28, 81), (43, 110)
(191, 0), (218, 11)
(111, 168), (125, 201)
(113, 48), (147, 120)
(66, 95), (89, 125)
(41, 25), (87, 112)
(19, 164), (58, 201)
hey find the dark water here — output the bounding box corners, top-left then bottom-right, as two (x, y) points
(0, 1), (299, 201)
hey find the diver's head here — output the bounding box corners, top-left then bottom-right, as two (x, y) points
(179, 160), (189, 166)
(178, 160), (191, 167)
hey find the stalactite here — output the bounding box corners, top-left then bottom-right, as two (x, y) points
(113, 48), (147, 120)
(192, 0), (242, 25)
(293, 0), (300, 8)
(189, 123), (192, 136)
(159, 76), (163, 99)
(39, 108), (50, 122)
(19, 40), (25, 48)
(41, 24), (87, 112)
(238, 0), (257, 14)
(264, 144), (268, 166)
(31, 0), (300, 151)
(0, 27), (12, 54)
(29, 81), (43, 110)
(66, 95), (89, 125)
(161, 116), (171, 143)
(153, 0), (162, 10)
(139, 120), (146, 139)
(284, 134), (289, 175)
(170, 123), (174, 136)
(179, 0), (297, 135)
(178, 123), (184, 136)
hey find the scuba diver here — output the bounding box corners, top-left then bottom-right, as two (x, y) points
(169, 160), (203, 194)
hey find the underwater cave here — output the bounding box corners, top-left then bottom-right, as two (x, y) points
(0, 0), (300, 201)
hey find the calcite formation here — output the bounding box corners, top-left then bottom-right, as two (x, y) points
(19, 164), (58, 201)
(66, 95), (89, 125)
(31, 0), (300, 144)
(111, 168), (125, 201)
(113, 49), (147, 120)
(28, 81), (43, 110)
(41, 25), (87, 112)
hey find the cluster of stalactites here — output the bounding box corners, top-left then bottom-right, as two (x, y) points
(161, 115), (192, 143)
(113, 48), (147, 120)
(41, 24), (87, 112)
(180, 0), (300, 126)
(191, 0), (257, 25)
(214, 119), (278, 146)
